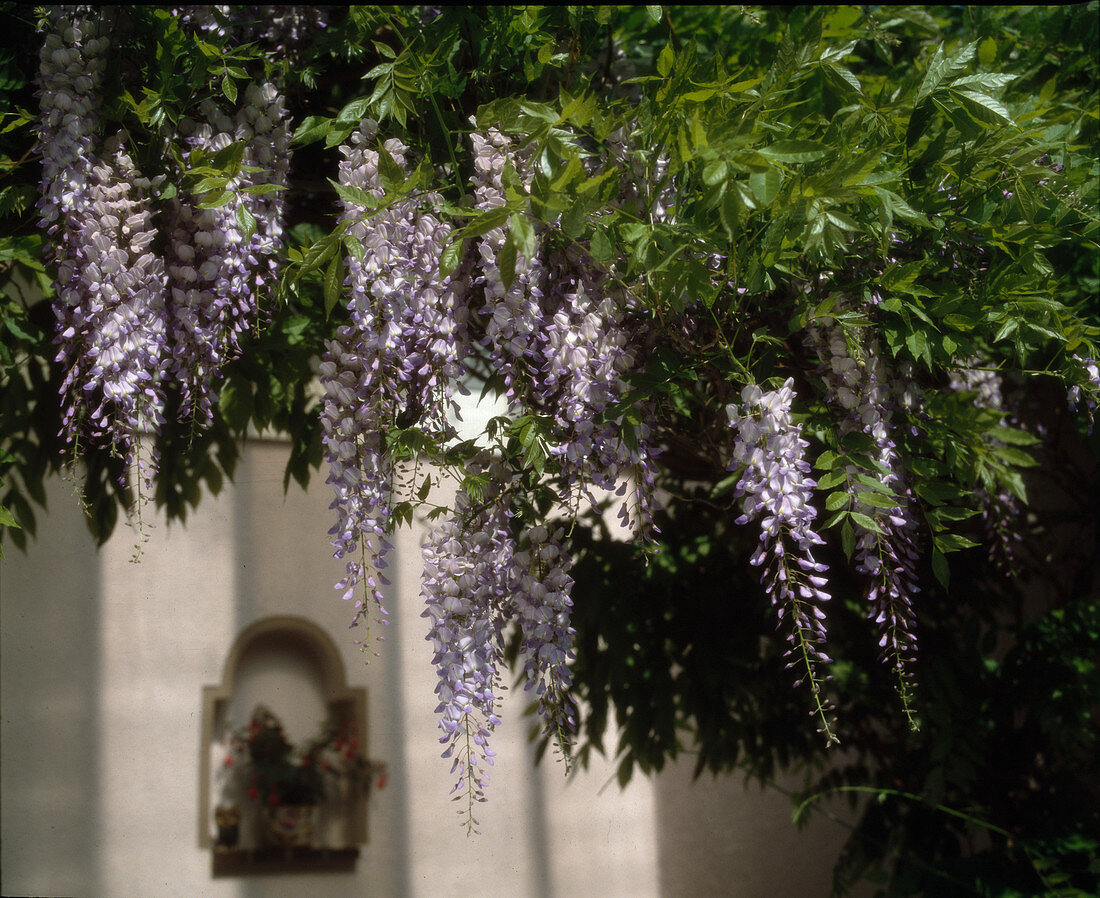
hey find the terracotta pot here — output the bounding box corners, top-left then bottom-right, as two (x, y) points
(261, 804), (317, 847)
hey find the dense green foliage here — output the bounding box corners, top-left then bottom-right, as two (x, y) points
(2, 5), (1098, 894)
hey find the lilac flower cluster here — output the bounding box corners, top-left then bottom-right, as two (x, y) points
(470, 128), (546, 402)
(37, 10), (169, 488)
(420, 462), (578, 822)
(726, 380), (837, 743)
(1067, 354), (1100, 432)
(173, 5), (328, 61)
(471, 130), (658, 537)
(511, 523), (577, 743)
(167, 84), (290, 424)
(539, 252), (658, 536)
(420, 481), (510, 827)
(810, 318), (920, 720)
(949, 361), (1024, 572)
(320, 122), (469, 625)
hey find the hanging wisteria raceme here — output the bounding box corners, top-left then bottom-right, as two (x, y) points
(949, 361), (1024, 573)
(809, 317), (921, 722)
(471, 129), (658, 538)
(420, 474), (513, 831)
(420, 460), (580, 824)
(470, 128), (547, 404)
(726, 380), (837, 743)
(37, 10), (169, 493)
(238, 82), (291, 300)
(166, 83), (289, 424)
(511, 522), (577, 747)
(538, 251), (659, 538)
(321, 121), (470, 627)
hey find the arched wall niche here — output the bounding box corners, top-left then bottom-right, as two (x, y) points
(198, 615), (368, 851)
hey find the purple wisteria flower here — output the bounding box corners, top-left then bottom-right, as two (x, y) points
(538, 252), (659, 537)
(470, 127), (546, 403)
(420, 474), (512, 831)
(810, 317), (920, 724)
(949, 360), (1025, 573)
(166, 84), (290, 425)
(421, 460), (580, 825)
(512, 523), (577, 745)
(471, 129), (659, 538)
(37, 9), (169, 492)
(321, 122), (470, 627)
(1067, 354), (1100, 433)
(727, 379), (837, 743)
(173, 5), (329, 61)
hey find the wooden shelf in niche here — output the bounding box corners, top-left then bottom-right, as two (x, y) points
(199, 615), (370, 866)
(212, 846), (359, 877)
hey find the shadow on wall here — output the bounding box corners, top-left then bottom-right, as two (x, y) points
(0, 476), (103, 897)
(656, 760), (867, 898)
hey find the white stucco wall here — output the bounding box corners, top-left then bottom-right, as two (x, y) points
(1, 438), (859, 898)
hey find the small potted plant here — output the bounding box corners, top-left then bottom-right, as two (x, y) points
(224, 705), (386, 848)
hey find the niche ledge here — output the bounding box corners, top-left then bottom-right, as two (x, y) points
(212, 846), (360, 877)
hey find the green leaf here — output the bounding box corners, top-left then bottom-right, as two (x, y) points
(439, 237), (466, 278)
(749, 168), (781, 206)
(931, 548), (949, 588)
(337, 97), (372, 124)
(849, 511), (885, 535)
(993, 446), (1038, 468)
(992, 427), (1040, 446)
(377, 144), (405, 189)
(590, 227), (612, 263)
(463, 206), (510, 239)
(758, 141), (827, 163)
(816, 470), (847, 490)
(840, 518), (855, 559)
(916, 40), (976, 103)
(323, 254), (343, 315)
(977, 37), (997, 67)
(657, 44), (674, 78)
(196, 190), (233, 209)
(292, 115), (330, 145)
(222, 74), (237, 104)
(825, 491), (850, 511)
(851, 490), (897, 510)
(235, 203), (256, 243)
(498, 232), (517, 291)
(951, 89), (1014, 126)
(330, 179), (379, 211)
(0, 504), (19, 529)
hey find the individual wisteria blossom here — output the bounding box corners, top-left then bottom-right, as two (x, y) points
(949, 360), (1024, 573)
(320, 122), (470, 627)
(1067, 354), (1100, 433)
(165, 83), (290, 424)
(727, 380), (837, 743)
(420, 461), (579, 826)
(37, 9), (169, 493)
(809, 317), (920, 724)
